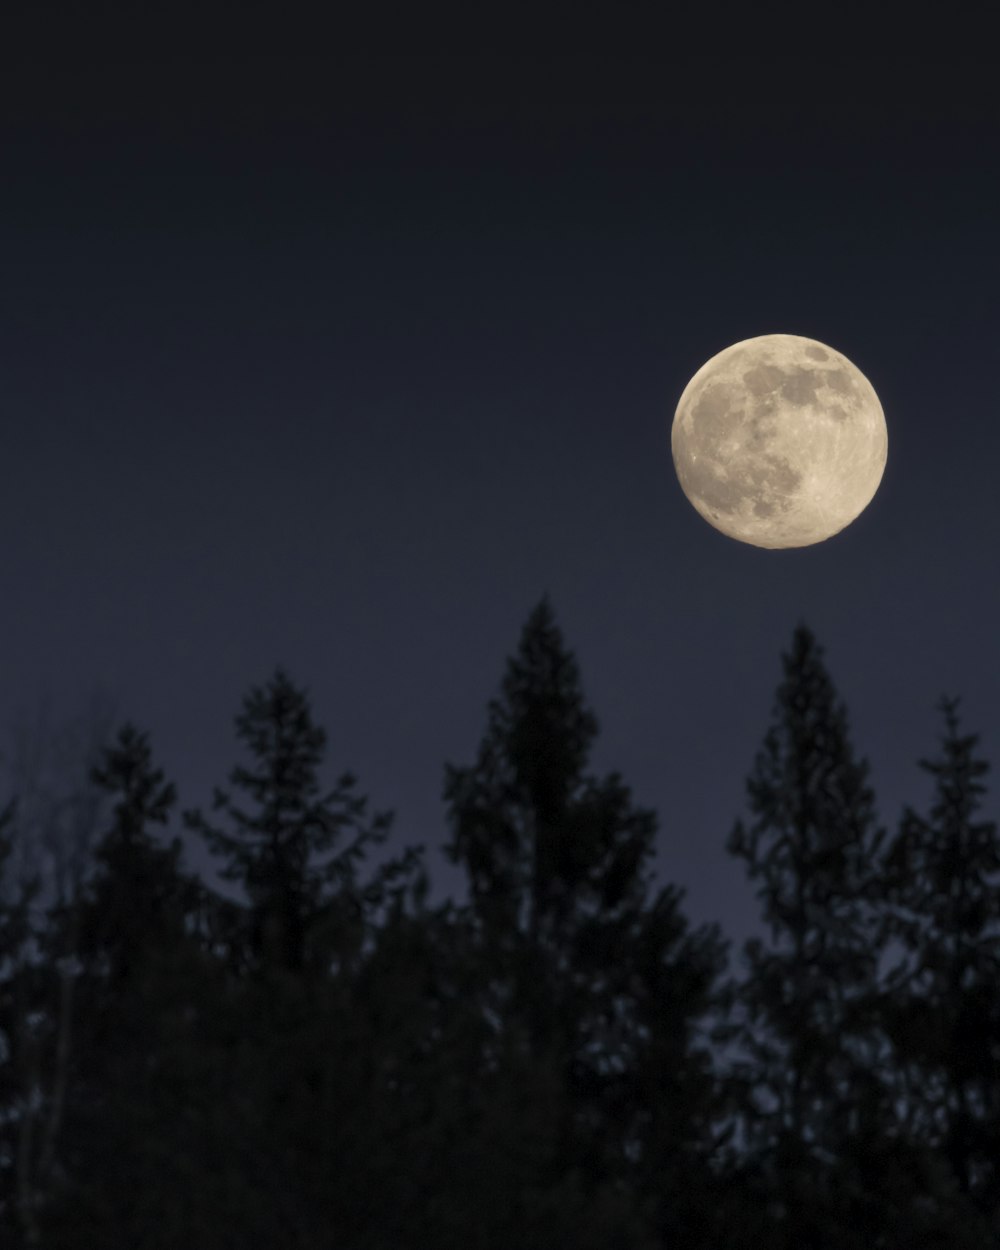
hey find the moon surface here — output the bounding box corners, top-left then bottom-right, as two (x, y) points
(671, 334), (887, 548)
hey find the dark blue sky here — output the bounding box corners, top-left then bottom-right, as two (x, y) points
(2, 56), (998, 950)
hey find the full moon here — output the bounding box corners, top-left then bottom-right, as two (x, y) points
(671, 334), (887, 548)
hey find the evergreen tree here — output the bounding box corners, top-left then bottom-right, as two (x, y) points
(718, 624), (902, 1246)
(185, 667), (420, 978)
(299, 883), (662, 1250)
(37, 723), (220, 1247)
(444, 597), (727, 1242)
(80, 723), (184, 985)
(876, 697), (1000, 1230)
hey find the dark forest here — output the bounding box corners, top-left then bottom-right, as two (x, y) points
(1, 600), (998, 1247)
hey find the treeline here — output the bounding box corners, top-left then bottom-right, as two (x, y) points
(0, 599), (998, 1247)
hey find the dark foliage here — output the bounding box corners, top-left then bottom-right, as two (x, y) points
(875, 697), (1000, 1231)
(443, 597), (730, 1244)
(0, 613), (996, 1246)
(184, 667), (423, 978)
(717, 628), (997, 1247)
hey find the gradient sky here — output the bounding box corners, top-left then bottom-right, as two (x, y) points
(2, 56), (998, 953)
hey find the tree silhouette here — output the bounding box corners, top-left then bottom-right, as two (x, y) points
(718, 623), (902, 1246)
(876, 697), (1000, 1230)
(185, 667), (419, 978)
(6, 628), (1000, 1247)
(444, 597), (727, 1243)
(80, 723), (183, 983)
(35, 724), (224, 1247)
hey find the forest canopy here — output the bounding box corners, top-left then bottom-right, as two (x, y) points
(0, 602), (998, 1248)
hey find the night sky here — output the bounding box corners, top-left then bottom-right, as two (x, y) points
(2, 56), (998, 950)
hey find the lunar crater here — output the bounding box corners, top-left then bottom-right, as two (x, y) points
(824, 368), (853, 395)
(780, 369), (819, 406)
(744, 364), (785, 396)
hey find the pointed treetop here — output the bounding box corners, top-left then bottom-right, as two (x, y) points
(445, 597), (663, 940)
(728, 621), (881, 928)
(90, 722), (176, 846)
(231, 668), (327, 806)
(185, 666), (418, 975)
(885, 695), (1000, 938)
(496, 597), (599, 805)
(919, 695), (990, 828)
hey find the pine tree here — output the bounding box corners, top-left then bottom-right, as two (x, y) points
(37, 723), (219, 1247)
(876, 697), (1000, 1230)
(444, 597), (727, 1242)
(81, 723), (184, 986)
(718, 624), (901, 1246)
(185, 667), (419, 978)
